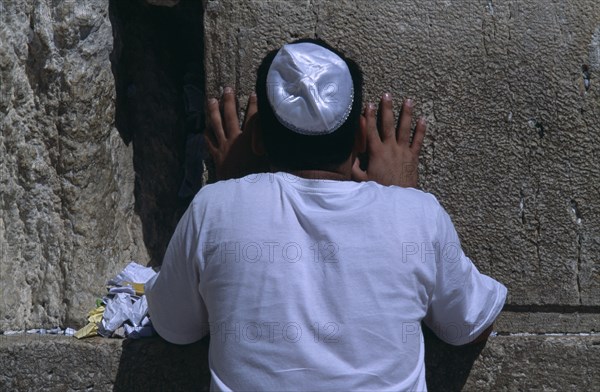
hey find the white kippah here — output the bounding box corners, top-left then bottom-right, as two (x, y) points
(266, 42), (354, 135)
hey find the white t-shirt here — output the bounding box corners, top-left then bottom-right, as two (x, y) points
(146, 172), (507, 391)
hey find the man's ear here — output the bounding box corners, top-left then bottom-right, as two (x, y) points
(353, 117), (367, 155)
(251, 116), (266, 156)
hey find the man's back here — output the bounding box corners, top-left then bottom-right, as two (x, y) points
(147, 172), (507, 391)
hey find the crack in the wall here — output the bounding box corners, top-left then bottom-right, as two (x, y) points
(528, 118), (545, 138)
(571, 198), (584, 305)
(109, 0), (205, 265)
(487, 0), (495, 16)
(582, 64), (591, 91)
(575, 230), (583, 305)
(570, 198), (583, 224)
(534, 218), (541, 271)
(523, 142), (542, 272)
(54, 116), (73, 319)
(504, 304), (600, 313)
(497, 332), (600, 336)
(481, 23), (489, 57)
(422, 9), (440, 186)
(481, 0), (497, 57)
(567, 156), (584, 304)
(519, 189), (526, 224)
(523, 119), (544, 273)
(310, 0), (320, 38)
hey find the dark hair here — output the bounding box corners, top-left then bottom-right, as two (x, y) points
(256, 38), (363, 170)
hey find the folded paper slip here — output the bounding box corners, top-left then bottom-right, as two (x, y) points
(88, 306), (105, 324)
(107, 262), (156, 288)
(74, 322), (98, 339)
(121, 281), (146, 295)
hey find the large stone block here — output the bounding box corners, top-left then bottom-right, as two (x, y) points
(0, 0), (147, 330)
(203, 0), (600, 306)
(1, 334), (598, 391)
(495, 310), (600, 334)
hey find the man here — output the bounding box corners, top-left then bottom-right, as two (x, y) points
(146, 39), (507, 391)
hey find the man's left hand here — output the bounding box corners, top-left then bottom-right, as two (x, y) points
(352, 94), (426, 188)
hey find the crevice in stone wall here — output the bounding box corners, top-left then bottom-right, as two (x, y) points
(504, 304), (600, 313)
(109, 0), (205, 266)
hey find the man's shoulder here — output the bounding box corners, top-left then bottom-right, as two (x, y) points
(191, 174), (442, 214)
(190, 174), (274, 204)
(367, 181), (441, 208)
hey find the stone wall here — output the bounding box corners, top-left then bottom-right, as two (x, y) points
(0, 0), (148, 330)
(0, 0), (205, 331)
(204, 0), (600, 312)
(201, 1), (600, 387)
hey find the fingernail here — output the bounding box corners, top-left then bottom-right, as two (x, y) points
(383, 92), (392, 101)
(250, 92), (257, 98)
(419, 117), (427, 125)
(405, 99), (413, 107)
(224, 86), (233, 94)
(209, 98), (217, 105)
(368, 102), (376, 111)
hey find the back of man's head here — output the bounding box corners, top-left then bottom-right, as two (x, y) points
(256, 38), (364, 171)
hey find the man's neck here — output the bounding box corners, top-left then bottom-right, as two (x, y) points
(273, 157), (354, 181)
(285, 169), (350, 181)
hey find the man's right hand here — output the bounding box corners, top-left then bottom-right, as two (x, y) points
(352, 94), (427, 188)
(205, 87), (269, 181)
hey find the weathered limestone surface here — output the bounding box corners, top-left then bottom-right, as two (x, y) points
(495, 311), (600, 334)
(1, 334), (599, 391)
(0, 0), (147, 330)
(204, 0), (600, 306)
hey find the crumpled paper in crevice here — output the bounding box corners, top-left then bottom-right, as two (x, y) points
(75, 262), (157, 339)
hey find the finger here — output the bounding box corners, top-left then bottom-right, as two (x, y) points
(411, 117), (427, 153)
(243, 92), (258, 131)
(207, 97), (225, 144)
(378, 93), (395, 141)
(222, 86), (241, 138)
(352, 158), (369, 182)
(397, 99), (414, 145)
(363, 103), (381, 146)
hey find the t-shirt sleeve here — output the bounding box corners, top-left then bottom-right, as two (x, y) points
(145, 202), (209, 345)
(423, 205), (507, 345)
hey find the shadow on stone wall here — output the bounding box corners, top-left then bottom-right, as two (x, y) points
(112, 327), (485, 391)
(423, 325), (486, 391)
(114, 336), (211, 391)
(109, 0), (205, 266)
